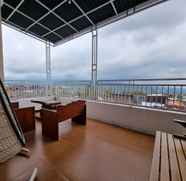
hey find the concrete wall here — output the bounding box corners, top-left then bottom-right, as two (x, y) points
(87, 101), (186, 136)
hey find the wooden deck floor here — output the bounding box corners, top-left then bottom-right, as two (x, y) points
(0, 119), (154, 181)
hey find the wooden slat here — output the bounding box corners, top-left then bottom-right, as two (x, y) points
(181, 139), (186, 181)
(167, 134), (181, 181)
(149, 131), (161, 181)
(181, 139), (186, 159)
(160, 133), (170, 181)
(150, 132), (186, 181)
(175, 138), (186, 181)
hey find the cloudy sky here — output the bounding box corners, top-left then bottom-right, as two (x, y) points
(2, 0), (186, 81)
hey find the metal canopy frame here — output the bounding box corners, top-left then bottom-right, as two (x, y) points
(56, 0), (169, 46)
(1, 0), (169, 46)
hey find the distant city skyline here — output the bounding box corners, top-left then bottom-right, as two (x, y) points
(2, 0), (186, 81)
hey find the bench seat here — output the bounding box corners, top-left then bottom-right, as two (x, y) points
(149, 131), (186, 181)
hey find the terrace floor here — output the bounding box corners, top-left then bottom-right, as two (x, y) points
(0, 119), (154, 181)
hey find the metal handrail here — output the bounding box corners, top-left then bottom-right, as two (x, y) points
(4, 78), (186, 113)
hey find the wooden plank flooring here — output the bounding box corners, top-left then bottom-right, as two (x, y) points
(0, 119), (154, 181)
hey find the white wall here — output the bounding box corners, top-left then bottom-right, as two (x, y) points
(87, 101), (186, 136)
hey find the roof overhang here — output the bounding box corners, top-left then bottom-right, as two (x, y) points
(1, 0), (169, 46)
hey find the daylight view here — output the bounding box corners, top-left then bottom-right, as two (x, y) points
(0, 0), (186, 181)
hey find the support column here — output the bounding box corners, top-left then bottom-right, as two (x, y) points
(46, 41), (51, 81)
(0, 0), (4, 80)
(46, 41), (52, 96)
(91, 29), (98, 99)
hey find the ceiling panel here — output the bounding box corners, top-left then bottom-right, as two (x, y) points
(114, 0), (146, 14)
(9, 12), (34, 29)
(55, 25), (76, 38)
(29, 23), (49, 36)
(18, 0), (48, 20)
(1, 5), (13, 20)
(75, 0), (109, 12)
(39, 13), (64, 30)
(71, 16), (92, 31)
(88, 4), (115, 24)
(54, 1), (82, 22)
(38, 0), (65, 10)
(44, 33), (61, 43)
(4, 0), (22, 8)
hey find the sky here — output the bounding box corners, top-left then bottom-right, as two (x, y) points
(2, 0), (186, 81)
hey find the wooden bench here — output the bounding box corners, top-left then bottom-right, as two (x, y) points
(149, 131), (186, 181)
(41, 100), (86, 140)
